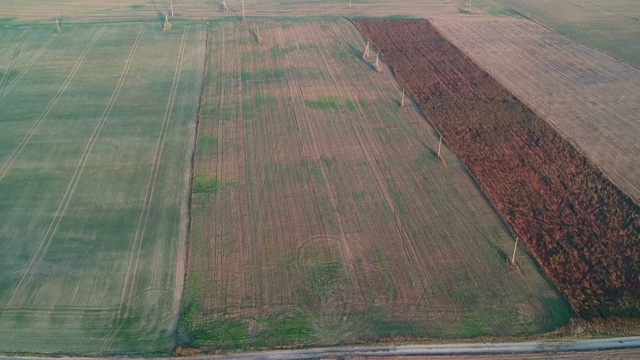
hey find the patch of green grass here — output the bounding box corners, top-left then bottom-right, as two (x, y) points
(180, 303), (248, 349)
(321, 156), (336, 169)
(306, 95), (340, 110)
(373, 127), (388, 144)
(352, 191), (367, 212)
(255, 94), (278, 107)
(179, 301), (314, 350)
(198, 136), (218, 151)
(0, 17), (16, 25)
(384, 14), (414, 20)
(193, 175), (223, 194)
(217, 107), (234, 121)
(359, 99), (369, 111)
(310, 167), (323, 182)
(461, 314), (484, 338)
(270, 44), (297, 59)
(0, 69), (19, 82)
(129, 4), (144, 10)
(389, 187), (408, 216)
(268, 15), (343, 23)
(255, 314), (315, 347)
(415, 149), (437, 167)
(242, 100), (254, 119)
(297, 43), (320, 52)
(241, 69), (285, 83)
(365, 308), (429, 338)
(541, 297), (572, 331)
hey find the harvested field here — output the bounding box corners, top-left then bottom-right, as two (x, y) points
(353, 19), (640, 319)
(0, 22), (206, 353)
(0, 0), (466, 23)
(495, 0), (640, 69)
(433, 17), (640, 204)
(181, 18), (568, 350)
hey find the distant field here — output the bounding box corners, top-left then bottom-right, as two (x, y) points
(433, 17), (640, 204)
(0, 0), (469, 23)
(180, 18), (569, 351)
(495, 0), (640, 68)
(0, 22), (205, 353)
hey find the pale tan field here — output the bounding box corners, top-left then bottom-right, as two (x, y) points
(495, 0), (640, 68)
(433, 16), (640, 203)
(0, 0), (497, 22)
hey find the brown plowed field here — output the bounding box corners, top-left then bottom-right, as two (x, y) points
(353, 19), (640, 319)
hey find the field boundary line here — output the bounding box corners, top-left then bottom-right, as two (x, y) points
(0, 28), (103, 184)
(0, 33), (58, 102)
(118, 26), (189, 318)
(0, 30), (27, 94)
(1, 26), (144, 309)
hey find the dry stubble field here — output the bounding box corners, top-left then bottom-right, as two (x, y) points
(0, 22), (205, 353)
(432, 16), (640, 204)
(180, 18), (569, 350)
(0, 0), (480, 23)
(494, 0), (640, 69)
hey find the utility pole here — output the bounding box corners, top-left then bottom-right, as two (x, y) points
(363, 40), (370, 60)
(511, 237), (519, 265)
(222, 0), (229, 12)
(242, 0), (245, 21)
(437, 136), (442, 158)
(170, 0), (174, 17)
(349, 0), (352, 9)
(57, 0), (64, 32)
(163, 13), (171, 30)
(401, 88), (405, 108)
(467, 0), (471, 13)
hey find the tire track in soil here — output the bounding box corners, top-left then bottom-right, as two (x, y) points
(0, 32), (58, 102)
(0, 30), (27, 94)
(2, 28), (106, 307)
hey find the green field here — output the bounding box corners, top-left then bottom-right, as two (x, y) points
(0, 22), (205, 353)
